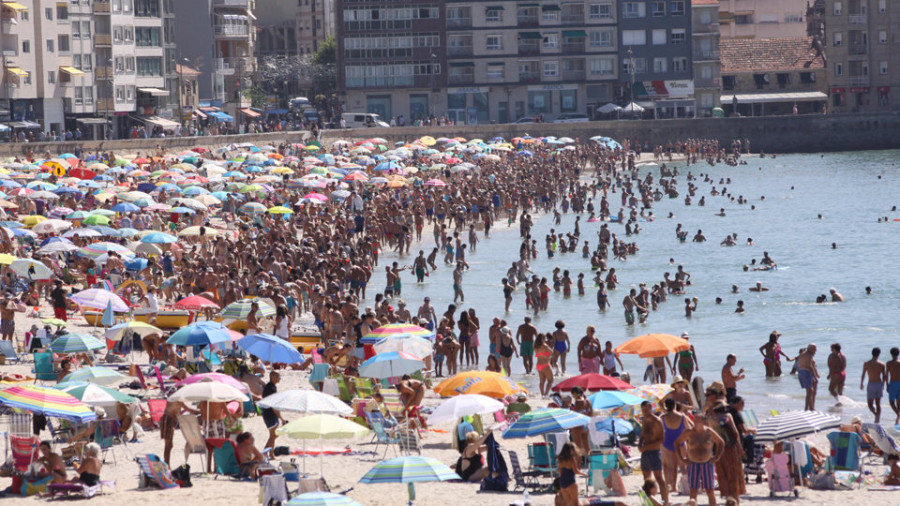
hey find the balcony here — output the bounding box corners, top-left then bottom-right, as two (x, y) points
(94, 1), (110, 13)
(518, 43), (540, 55)
(447, 45), (473, 57)
(216, 57), (254, 75)
(95, 33), (112, 46)
(562, 42), (584, 54)
(562, 14), (584, 24)
(96, 98), (115, 112)
(518, 71), (540, 83)
(562, 69), (585, 80)
(447, 17), (472, 28)
(848, 43), (867, 55)
(848, 13), (866, 24)
(95, 66), (112, 79)
(848, 75), (869, 86)
(692, 22), (720, 34)
(213, 0), (249, 6)
(694, 77), (719, 88)
(693, 50), (719, 61)
(448, 73), (474, 85)
(214, 24), (250, 38)
(2, 48), (16, 57)
(518, 15), (539, 26)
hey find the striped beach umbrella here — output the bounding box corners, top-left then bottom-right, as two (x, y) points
(54, 382), (137, 405)
(69, 288), (129, 311)
(287, 492), (361, 506)
(358, 351), (424, 379)
(60, 367), (128, 386)
(608, 383), (674, 419)
(78, 241), (132, 259)
(173, 295), (220, 311)
(103, 321), (163, 341)
(0, 385), (96, 423)
(359, 455), (459, 504)
(238, 202), (267, 214)
(755, 411), (841, 443)
(373, 335), (433, 360)
(360, 323), (433, 345)
(502, 408), (591, 439)
(220, 298), (276, 320)
(49, 333), (106, 354)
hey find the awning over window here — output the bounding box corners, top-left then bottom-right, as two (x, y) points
(6, 67), (27, 78)
(562, 30), (587, 37)
(449, 62), (475, 67)
(1, 2), (28, 12)
(138, 87), (169, 96)
(240, 108), (260, 118)
(192, 110), (208, 119)
(136, 115), (180, 129)
(76, 117), (109, 125)
(9, 120), (40, 128)
(542, 4), (561, 10)
(207, 111), (234, 122)
(0, 124), (10, 132)
(721, 91), (828, 104)
(60, 66), (85, 76)
(518, 32), (542, 39)
(486, 5), (504, 9)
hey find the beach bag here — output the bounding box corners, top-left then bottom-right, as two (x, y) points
(809, 471), (835, 490)
(273, 446), (290, 457)
(171, 464), (192, 487)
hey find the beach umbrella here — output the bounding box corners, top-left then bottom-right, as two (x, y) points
(173, 295), (220, 311)
(79, 242), (132, 258)
(755, 411), (842, 443)
(373, 335), (433, 360)
(592, 417), (634, 435)
(69, 288), (128, 311)
(32, 219), (72, 234)
(278, 414), (371, 475)
(0, 385), (96, 423)
(220, 298), (276, 320)
(175, 373), (249, 393)
(167, 321), (232, 347)
(359, 351), (424, 379)
(41, 318), (67, 328)
(237, 333), (302, 364)
(257, 390), (352, 415)
(82, 214), (110, 226)
(103, 321), (163, 341)
(49, 333), (106, 354)
(360, 323), (432, 345)
(426, 394), (504, 426)
(287, 492), (361, 506)
(587, 391), (645, 411)
(168, 379), (248, 404)
(0, 254), (16, 265)
(433, 371), (527, 399)
(63, 228), (101, 238)
(59, 367), (128, 386)
(134, 243), (162, 256)
(54, 382), (137, 406)
(502, 408), (591, 439)
(629, 384), (674, 403)
(552, 374), (633, 393)
(111, 202), (140, 213)
(9, 259), (53, 280)
(423, 179), (446, 187)
(37, 242), (80, 254)
(177, 226), (220, 237)
(140, 232), (178, 244)
(614, 333), (689, 358)
(359, 456), (459, 505)
(267, 206), (293, 215)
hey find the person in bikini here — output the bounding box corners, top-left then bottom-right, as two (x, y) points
(576, 326), (602, 374)
(672, 331), (699, 381)
(759, 331), (792, 377)
(535, 334), (554, 397)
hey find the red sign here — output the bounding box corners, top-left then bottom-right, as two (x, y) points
(831, 87), (846, 93)
(849, 87), (870, 93)
(877, 86), (890, 92)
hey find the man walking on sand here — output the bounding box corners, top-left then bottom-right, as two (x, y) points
(639, 401), (670, 505)
(861, 347), (887, 423)
(674, 414), (725, 506)
(887, 347), (900, 425)
(796, 344), (819, 411)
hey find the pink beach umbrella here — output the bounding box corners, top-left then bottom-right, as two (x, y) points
(175, 372), (249, 393)
(303, 192), (328, 201)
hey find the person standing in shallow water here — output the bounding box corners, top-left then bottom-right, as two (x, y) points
(827, 343), (847, 404)
(758, 331), (792, 377)
(861, 347), (887, 423)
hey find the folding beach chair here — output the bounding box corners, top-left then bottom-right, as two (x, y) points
(95, 418), (130, 464)
(862, 422), (900, 463)
(33, 352), (56, 383)
(8, 412), (33, 437)
(368, 416), (399, 459)
(9, 434), (39, 474)
(205, 437), (244, 479)
(826, 431), (862, 473)
(135, 453), (179, 489)
(48, 480), (115, 498)
(177, 414), (207, 471)
(507, 450), (544, 491)
(396, 424), (421, 455)
(0, 340), (22, 364)
(764, 453), (797, 497)
(352, 377), (376, 399)
(584, 451), (618, 494)
(147, 399), (167, 427)
(154, 365), (173, 395)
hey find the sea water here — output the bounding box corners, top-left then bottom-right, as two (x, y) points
(378, 149), (900, 423)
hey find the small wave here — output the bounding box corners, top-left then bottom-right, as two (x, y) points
(765, 393), (791, 399)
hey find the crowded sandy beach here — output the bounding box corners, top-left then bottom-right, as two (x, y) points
(0, 133), (896, 506)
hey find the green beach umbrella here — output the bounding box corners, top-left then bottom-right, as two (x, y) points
(54, 382), (137, 406)
(60, 367), (128, 386)
(82, 214), (110, 226)
(359, 456), (460, 505)
(49, 333), (106, 354)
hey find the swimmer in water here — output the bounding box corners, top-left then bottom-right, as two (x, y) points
(749, 282), (769, 292)
(746, 237), (754, 245)
(715, 208), (726, 217)
(829, 288), (844, 302)
(735, 300), (744, 313)
(732, 284), (739, 294)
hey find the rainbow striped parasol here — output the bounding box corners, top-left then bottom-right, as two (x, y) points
(0, 384), (96, 423)
(360, 323), (433, 345)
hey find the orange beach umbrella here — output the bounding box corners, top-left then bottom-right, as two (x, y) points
(614, 333), (689, 358)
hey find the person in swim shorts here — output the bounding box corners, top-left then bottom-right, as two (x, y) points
(795, 344), (819, 411)
(674, 414), (724, 506)
(887, 347), (900, 425)
(861, 347), (887, 423)
(639, 401), (669, 505)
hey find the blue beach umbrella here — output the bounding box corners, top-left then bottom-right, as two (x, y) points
(358, 351), (424, 379)
(237, 333), (302, 364)
(141, 232), (178, 244)
(359, 456), (459, 506)
(502, 408), (591, 439)
(111, 202), (140, 213)
(167, 321), (232, 347)
(50, 333), (107, 354)
(287, 492), (361, 506)
(587, 391), (645, 410)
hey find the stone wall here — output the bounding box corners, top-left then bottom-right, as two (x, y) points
(320, 112), (900, 154)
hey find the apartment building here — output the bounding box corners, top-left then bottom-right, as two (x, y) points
(617, 0), (695, 117)
(175, 0), (256, 121)
(692, 0), (720, 116)
(718, 0), (807, 39)
(825, 0), (900, 112)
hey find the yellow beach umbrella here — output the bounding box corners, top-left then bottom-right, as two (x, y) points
(0, 254), (18, 265)
(22, 215), (47, 228)
(267, 206), (293, 214)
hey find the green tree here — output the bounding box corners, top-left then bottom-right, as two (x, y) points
(241, 85), (267, 108)
(312, 36), (335, 66)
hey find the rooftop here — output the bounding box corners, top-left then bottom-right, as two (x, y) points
(720, 37), (826, 73)
(176, 64), (202, 76)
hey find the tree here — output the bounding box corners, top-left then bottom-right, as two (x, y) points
(241, 85), (267, 108)
(312, 36), (335, 66)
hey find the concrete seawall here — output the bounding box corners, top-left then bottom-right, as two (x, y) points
(0, 112), (898, 157)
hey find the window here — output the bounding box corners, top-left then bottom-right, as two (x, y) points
(48, 71), (56, 84)
(833, 31), (842, 46)
(672, 56), (687, 72)
(543, 33), (559, 49)
(114, 27), (123, 43)
(83, 54), (92, 70)
(19, 10), (27, 20)
(126, 57), (135, 71)
(633, 57), (646, 73)
(652, 28), (666, 45)
(878, 0), (886, 12)
(799, 72), (816, 83)
(543, 60), (559, 76)
(834, 63), (843, 76)
(22, 40), (29, 53)
(776, 72), (790, 87)
(73, 54), (81, 69)
(833, 1), (841, 15)
(72, 22), (80, 38)
(622, 2), (645, 18)
(589, 30), (612, 47)
(651, 1), (665, 16)
(134, 0), (159, 17)
(58, 35), (70, 53)
(722, 75), (736, 90)
(589, 3), (611, 18)
(486, 35), (503, 50)
(124, 27), (133, 42)
(123, 0), (131, 12)
(542, 8), (558, 21)
(653, 57), (667, 72)
(487, 63), (504, 79)
(127, 85), (134, 100)
(784, 13), (802, 22)
(136, 27), (160, 46)
(485, 7), (502, 21)
(74, 87), (83, 104)
(589, 57), (614, 74)
(701, 93), (713, 108)
(880, 61), (888, 74)
(670, 28), (685, 44)
(84, 87), (93, 104)
(46, 39), (54, 52)
(114, 57), (124, 71)
(622, 29), (646, 45)
(56, 4), (68, 19)
(879, 30), (887, 44)
(669, 0), (684, 15)
(758, 13), (777, 23)
(82, 21), (91, 36)
(45, 7), (52, 19)
(700, 9), (711, 23)
(136, 57), (162, 76)
(116, 85), (125, 101)
(23, 72), (30, 85)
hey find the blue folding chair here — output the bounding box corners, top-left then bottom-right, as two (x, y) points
(33, 352), (56, 383)
(0, 340), (22, 364)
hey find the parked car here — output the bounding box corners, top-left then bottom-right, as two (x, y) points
(342, 112), (390, 128)
(511, 117), (537, 124)
(553, 113), (590, 123)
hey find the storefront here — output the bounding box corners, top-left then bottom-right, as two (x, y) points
(632, 80), (695, 118)
(723, 91), (828, 116)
